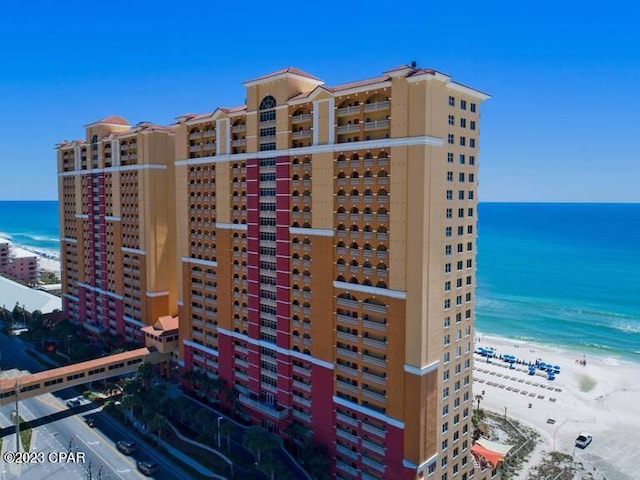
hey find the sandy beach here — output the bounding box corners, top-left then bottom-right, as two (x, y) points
(474, 333), (640, 479)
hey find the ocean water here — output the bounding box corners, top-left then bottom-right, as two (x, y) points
(0, 201), (60, 255)
(477, 203), (640, 362)
(0, 201), (638, 361)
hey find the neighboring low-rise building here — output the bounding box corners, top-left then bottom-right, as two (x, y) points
(0, 242), (39, 285)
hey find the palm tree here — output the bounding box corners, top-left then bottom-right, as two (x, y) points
(148, 413), (169, 441)
(300, 440), (330, 480)
(475, 394), (483, 410)
(137, 362), (153, 390)
(243, 426), (278, 465)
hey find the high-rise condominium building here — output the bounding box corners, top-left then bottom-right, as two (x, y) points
(173, 65), (489, 480)
(57, 64), (490, 480)
(56, 117), (178, 349)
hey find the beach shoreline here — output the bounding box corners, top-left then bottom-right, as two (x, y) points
(0, 232), (61, 280)
(474, 332), (640, 479)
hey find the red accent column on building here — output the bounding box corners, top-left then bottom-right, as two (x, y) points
(245, 158), (260, 341)
(310, 363), (335, 446)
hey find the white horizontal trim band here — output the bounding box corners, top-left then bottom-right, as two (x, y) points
(333, 281), (407, 299)
(175, 135), (442, 166)
(62, 237), (78, 243)
(77, 282), (123, 300)
(217, 327), (334, 370)
(122, 247), (145, 255)
(184, 339), (220, 357)
(404, 360), (439, 376)
(289, 227), (333, 237)
(215, 222), (248, 231)
(181, 256), (218, 268)
(146, 290), (170, 298)
(333, 395), (404, 429)
(59, 164), (168, 176)
(123, 315), (146, 327)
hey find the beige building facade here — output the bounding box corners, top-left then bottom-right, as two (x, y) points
(56, 117), (177, 344)
(173, 65), (490, 480)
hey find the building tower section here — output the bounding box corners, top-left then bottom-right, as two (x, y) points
(56, 118), (177, 345)
(175, 65), (489, 480)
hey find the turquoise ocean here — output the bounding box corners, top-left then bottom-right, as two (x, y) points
(0, 201), (638, 361)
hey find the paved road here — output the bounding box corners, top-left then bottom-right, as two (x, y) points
(0, 329), (196, 480)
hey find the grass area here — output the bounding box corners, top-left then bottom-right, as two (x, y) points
(526, 451), (577, 480)
(18, 415), (32, 451)
(579, 374), (597, 392)
(39, 271), (59, 285)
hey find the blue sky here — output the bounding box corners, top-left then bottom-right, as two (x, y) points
(0, 0), (637, 202)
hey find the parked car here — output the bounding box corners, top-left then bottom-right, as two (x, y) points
(575, 433), (593, 448)
(66, 399), (81, 408)
(137, 461), (159, 476)
(86, 416), (96, 427)
(116, 440), (138, 454)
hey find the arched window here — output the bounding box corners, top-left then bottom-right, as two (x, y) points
(259, 95), (276, 111)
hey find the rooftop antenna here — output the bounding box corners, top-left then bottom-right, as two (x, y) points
(411, 60), (417, 68)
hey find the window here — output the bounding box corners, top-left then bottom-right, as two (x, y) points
(448, 134), (454, 144)
(468, 191), (474, 200)
(446, 190), (453, 200)
(444, 351), (450, 363)
(446, 208), (452, 219)
(467, 259), (473, 268)
(459, 172), (465, 182)
(470, 120), (476, 131)
(443, 370), (450, 381)
(466, 275), (472, 285)
(457, 261), (463, 271)
(444, 334), (451, 345)
(444, 299), (451, 310)
(444, 317), (451, 328)
(448, 115), (455, 125)
(458, 208), (464, 218)
(458, 190), (465, 200)
(467, 225), (473, 234)
(460, 118), (466, 128)
(449, 96), (455, 106)
(445, 263), (451, 273)
(469, 173), (475, 182)
(446, 226), (452, 237)
(447, 171), (454, 181)
(442, 422), (449, 433)
(457, 243), (464, 253)
(466, 292), (472, 302)
(467, 241), (473, 251)
(447, 152), (454, 163)
(468, 207), (474, 217)
(469, 155), (475, 165)
(445, 281), (451, 292)
(445, 245), (452, 255)
(459, 136), (466, 146)
(470, 103), (476, 113)
(460, 100), (467, 110)
(456, 278), (463, 288)
(470, 138), (476, 148)
(459, 154), (465, 164)
(458, 226), (464, 235)
(442, 439), (449, 450)
(456, 295), (462, 306)
(443, 387), (449, 398)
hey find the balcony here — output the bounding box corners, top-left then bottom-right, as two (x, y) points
(292, 409), (311, 423)
(336, 314), (358, 326)
(361, 422), (386, 438)
(239, 394), (290, 420)
(292, 129), (312, 139)
(363, 119), (390, 131)
(336, 460), (359, 477)
(336, 428), (359, 444)
(362, 353), (386, 368)
(203, 130), (216, 138)
(362, 455), (386, 472)
(337, 124), (361, 134)
(189, 132), (203, 140)
(362, 337), (387, 350)
(291, 113), (311, 123)
(231, 139), (246, 147)
(337, 105), (361, 116)
(337, 331), (359, 343)
(362, 439), (386, 456)
(336, 347), (358, 359)
(362, 371), (386, 386)
(336, 412), (359, 427)
(336, 379), (359, 395)
(364, 100), (390, 112)
(292, 395), (311, 407)
(292, 380), (311, 392)
(231, 124), (246, 133)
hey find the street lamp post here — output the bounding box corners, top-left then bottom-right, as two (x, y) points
(217, 416), (223, 448)
(14, 379), (20, 453)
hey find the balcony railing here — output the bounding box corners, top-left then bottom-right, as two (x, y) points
(239, 394), (290, 420)
(337, 124), (361, 134)
(364, 100), (390, 112)
(337, 105), (361, 116)
(292, 113), (312, 123)
(363, 119), (390, 131)
(231, 124), (246, 133)
(336, 347), (358, 359)
(362, 353), (386, 368)
(362, 439), (386, 456)
(336, 412), (359, 427)
(231, 139), (246, 147)
(292, 129), (312, 139)
(361, 422), (386, 438)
